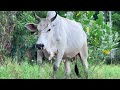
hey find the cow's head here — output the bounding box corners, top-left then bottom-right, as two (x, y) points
(25, 11), (57, 50)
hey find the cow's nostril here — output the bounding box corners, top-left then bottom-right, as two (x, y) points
(41, 44), (44, 47)
(41, 44), (44, 49)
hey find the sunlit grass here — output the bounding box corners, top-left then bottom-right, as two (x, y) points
(0, 57), (120, 79)
(89, 64), (120, 79)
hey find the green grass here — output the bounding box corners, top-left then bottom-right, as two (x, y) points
(89, 64), (120, 79)
(1, 57), (120, 79)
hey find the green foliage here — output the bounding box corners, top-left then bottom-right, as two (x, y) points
(112, 11), (120, 47)
(112, 11), (120, 30)
(11, 12), (34, 61)
(0, 11), (16, 58)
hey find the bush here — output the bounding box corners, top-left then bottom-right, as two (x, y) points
(0, 11), (17, 62)
(112, 11), (120, 47)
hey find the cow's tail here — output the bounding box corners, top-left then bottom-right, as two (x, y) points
(74, 59), (80, 77)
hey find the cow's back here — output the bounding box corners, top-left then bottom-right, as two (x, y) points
(60, 16), (87, 58)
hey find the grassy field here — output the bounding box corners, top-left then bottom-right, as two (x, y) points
(0, 57), (120, 79)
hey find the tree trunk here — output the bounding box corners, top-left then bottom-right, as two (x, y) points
(109, 11), (112, 29)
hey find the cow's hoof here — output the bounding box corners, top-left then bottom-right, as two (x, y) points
(63, 75), (71, 79)
(37, 60), (42, 65)
(52, 76), (56, 79)
(48, 60), (52, 64)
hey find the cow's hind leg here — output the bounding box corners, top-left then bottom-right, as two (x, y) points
(79, 43), (88, 79)
(64, 60), (71, 79)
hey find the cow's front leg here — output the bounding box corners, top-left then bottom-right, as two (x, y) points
(37, 50), (44, 65)
(52, 50), (64, 79)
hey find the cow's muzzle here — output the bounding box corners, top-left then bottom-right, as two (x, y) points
(36, 44), (44, 50)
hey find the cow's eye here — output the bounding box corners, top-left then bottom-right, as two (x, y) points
(47, 29), (51, 32)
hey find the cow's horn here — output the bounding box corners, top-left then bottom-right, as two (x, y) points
(51, 11), (57, 22)
(34, 13), (41, 21)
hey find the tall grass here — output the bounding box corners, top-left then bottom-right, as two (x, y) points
(0, 57), (120, 79)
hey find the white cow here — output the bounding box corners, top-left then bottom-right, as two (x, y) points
(25, 11), (88, 79)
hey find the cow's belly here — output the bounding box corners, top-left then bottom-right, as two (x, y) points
(63, 38), (84, 59)
(63, 52), (78, 59)
(63, 48), (80, 59)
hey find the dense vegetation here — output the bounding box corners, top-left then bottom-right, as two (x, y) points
(0, 11), (120, 79)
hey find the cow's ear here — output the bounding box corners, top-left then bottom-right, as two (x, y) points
(25, 23), (37, 32)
